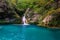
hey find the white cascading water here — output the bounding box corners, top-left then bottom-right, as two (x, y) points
(22, 15), (29, 25)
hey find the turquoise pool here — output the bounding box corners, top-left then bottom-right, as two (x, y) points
(0, 24), (60, 40)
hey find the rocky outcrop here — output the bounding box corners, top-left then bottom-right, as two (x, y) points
(0, 0), (16, 19)
(42, 12), (60, 27)
(26, 11), (40, 24)
(0, 0), (20, 24)
(42, 15), (53, 25)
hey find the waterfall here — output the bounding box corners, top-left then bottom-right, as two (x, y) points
(22, 15), (29, 25)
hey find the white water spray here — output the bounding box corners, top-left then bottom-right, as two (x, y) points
(22, 15), (29, 25)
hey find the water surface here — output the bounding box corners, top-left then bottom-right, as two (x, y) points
(0, 24), (60, 40)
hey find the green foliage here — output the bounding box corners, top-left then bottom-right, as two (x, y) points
(0, 0), (60, 27)
(10, 0), (60, 27)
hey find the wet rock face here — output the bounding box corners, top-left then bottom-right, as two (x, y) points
(26, 12), (40, 24)
(30, 13), (40, 22)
